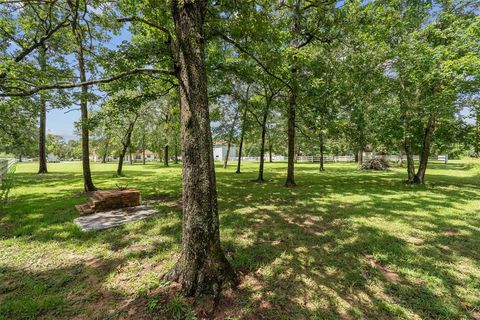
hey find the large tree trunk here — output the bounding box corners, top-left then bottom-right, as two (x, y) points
(319, 133), (325, 172)
(68, 3), (96, 192)
(414, 116), (435, 184)
(257, 106), (268, 182)
(38, 45), (48, 174)
(166, 0), (236, 297)
(236, 107), (247, 174)
(285, 0), (300, 188)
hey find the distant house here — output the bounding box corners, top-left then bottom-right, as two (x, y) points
(213, 143), (237, 161)
(125, 150), (156, 162)
(91, 149), (156, 162)
(47, 153), (60, 163)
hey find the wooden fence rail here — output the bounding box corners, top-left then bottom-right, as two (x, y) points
(0, 159), (16, 181)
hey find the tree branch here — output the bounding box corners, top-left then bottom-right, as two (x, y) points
(117, 16), (172, 40)
(14, 18), (70, 63)
(215, 31), (292, 91)
(0, 68), (174, 97)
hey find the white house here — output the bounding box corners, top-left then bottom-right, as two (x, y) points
(47, 153), (60, 162)
(213, 143), (237, 161)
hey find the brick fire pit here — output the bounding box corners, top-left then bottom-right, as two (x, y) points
(75, 189), (141, 215)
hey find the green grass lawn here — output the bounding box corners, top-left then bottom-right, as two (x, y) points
(1, 160), (479, 319)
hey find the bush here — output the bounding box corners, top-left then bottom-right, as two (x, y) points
(361, 158), (391, 171)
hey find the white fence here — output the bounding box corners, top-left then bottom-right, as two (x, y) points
(296, 155), (448, 164)
(227, 155), (448, 164)
(0, 159), (17, 181)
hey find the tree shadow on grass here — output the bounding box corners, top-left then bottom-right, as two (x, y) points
(1, 161), (479, 319)
(217, 201), (479, 319)
(212, 163), (480, 318)
(0, 243), (189, 320)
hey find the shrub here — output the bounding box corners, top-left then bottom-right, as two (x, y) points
(361, 158), (391, 171)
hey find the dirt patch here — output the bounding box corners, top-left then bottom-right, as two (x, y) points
(280, 213), (340, 235)
(365, 255), (401, 284)
(405, 236), (424, 246)
(144, 193), (180, 202)
(461, 302), (480, 320)
(269, 197), (297, 204)
(443, 229), (459, 237)
(144, 193), (182, 209)
(211, 274), (271, 319)
(0, 221), (16, 234)
(331, 202), (353, 210)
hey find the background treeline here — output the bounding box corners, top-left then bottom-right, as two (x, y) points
(0, 1), (478, 184)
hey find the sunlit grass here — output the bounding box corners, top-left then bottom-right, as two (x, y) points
(0, 160), (479, 319)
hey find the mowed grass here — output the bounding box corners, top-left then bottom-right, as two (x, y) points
(0, 160), (479, 319)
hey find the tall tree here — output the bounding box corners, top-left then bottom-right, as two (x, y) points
(66, 0), (97, 191)
(162, 0), (236, 296)
(37, 45), (48, 174)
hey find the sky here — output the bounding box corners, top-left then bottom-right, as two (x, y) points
(47, 30), (131, 141)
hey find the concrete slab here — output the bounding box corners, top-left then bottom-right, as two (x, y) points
(74, 205), (159, 231)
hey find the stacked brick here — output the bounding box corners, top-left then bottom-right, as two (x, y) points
(75, 189), (141, 215)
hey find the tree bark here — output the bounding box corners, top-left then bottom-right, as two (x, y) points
(101, 137), (109, 163)
(397, 149), (404, 167)
(285, 0), (300, 188)
(174, 143), (179, 164)
(164, 144), (169, 166)
(475, 108), (480, 158)
(268, 143), (273, 163)
(223, 110), (239, 169)
(68, 1), (96, 192)
(236, 106), (248, 174)
(358, 149), (363, 165)
(165, 0), (236, 297)
(414, 116), (435, 184)
(141, 132), (146, 165)
(37, 45), (48, 174)
(117, 153), (125, 176)
(405, 138), (415, 183)
(286, 88), (296, 186)
(116, 116), (137, 176)
(319, 133), (325, 172)
(256, 105), (269, 182)
(223, 142), (231, 169)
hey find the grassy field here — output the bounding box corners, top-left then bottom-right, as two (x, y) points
(0, 160), (479, 319)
